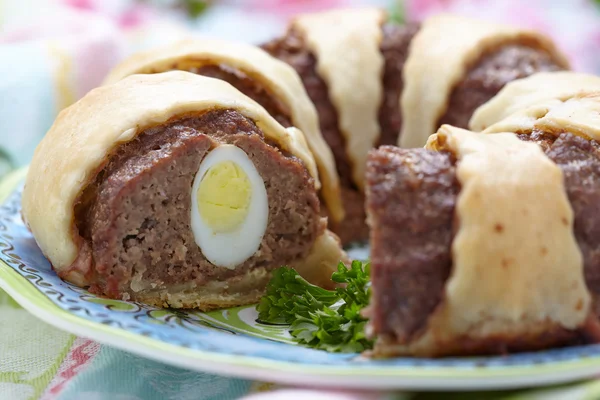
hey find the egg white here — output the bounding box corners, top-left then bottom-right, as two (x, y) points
(190, 144), (269, 269)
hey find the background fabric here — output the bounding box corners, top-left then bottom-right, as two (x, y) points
(3, 0), (600, 398)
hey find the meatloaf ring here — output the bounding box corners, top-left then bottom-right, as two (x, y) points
(365, 94), (600, 357)
(103, 38), (344, 227)
(22, 72), (346, 310)
(263, 9), (568, 244)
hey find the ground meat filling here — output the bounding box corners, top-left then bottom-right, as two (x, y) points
(187, 64), (293, 128)
(74, 109), (321, 298)
(377, 23), (420, 146)
(439, 43), (565, 129)
(368, 132), (600, 347)
(366, 146), (458, 342)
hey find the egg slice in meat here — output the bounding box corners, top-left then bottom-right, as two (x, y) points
(191, 144), (269, 269)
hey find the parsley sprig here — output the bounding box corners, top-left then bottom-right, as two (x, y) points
(257, 261), (372, 353)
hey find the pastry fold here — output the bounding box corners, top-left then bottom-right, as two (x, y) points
(469, 71), (600, 132)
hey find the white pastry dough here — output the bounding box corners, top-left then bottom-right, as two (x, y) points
(104, 38), (344, 222)
(22, 72), (320, 278)
(470, 72), (600, 132)
(294, 8), (385, 190)
(483, 92), (600, 141)
(400, 14), (569, 149)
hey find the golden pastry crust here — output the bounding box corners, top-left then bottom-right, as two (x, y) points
(399, 14), (569, 149)
(483, 92), (600, 141)
(22, 71), (320, 283)
(104, 38), (343, 222)
(470, 72), (600, 132)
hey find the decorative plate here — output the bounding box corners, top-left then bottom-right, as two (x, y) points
(3, 169), (600, 391)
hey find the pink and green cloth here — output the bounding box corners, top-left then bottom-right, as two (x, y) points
(5, 286), (600, 400)
(4, 0), (600, 398)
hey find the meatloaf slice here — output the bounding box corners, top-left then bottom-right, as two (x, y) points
(366, 132), (600, 356)
(72, 109), (323, 310)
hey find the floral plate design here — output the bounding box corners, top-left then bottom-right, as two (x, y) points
(3, 169), (600, 391)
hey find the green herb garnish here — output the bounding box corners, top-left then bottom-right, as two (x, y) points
(257, 260), (372, 353)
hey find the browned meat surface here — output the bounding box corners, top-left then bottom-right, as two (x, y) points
(366, 146), (458, 342)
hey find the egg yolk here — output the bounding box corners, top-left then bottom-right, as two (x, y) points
(197, 161), (253, 233)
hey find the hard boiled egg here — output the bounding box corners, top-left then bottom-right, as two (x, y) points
(191, 144), (269, 269)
